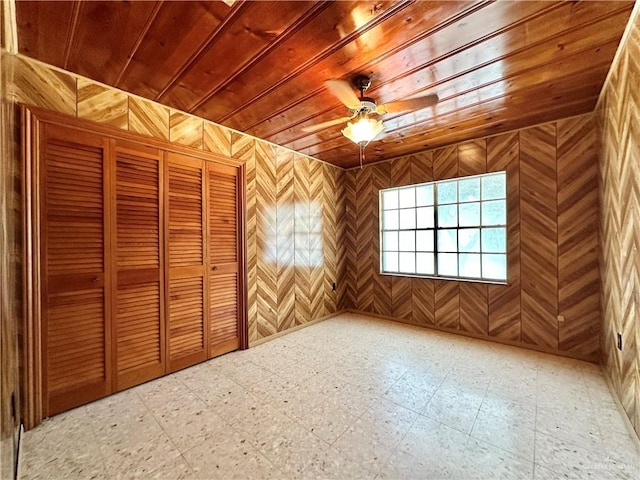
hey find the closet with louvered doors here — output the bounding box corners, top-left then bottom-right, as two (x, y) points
(111, 140), (165, 390)
(165, 152), (209, 372)
(208, 163), (242, 357)
(24, 106), (248, 426)
(39, 124), (112, 417)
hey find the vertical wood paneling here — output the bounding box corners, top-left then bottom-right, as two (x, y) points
(255, 141), (278, 339)
(294, 155), (312, 325)
(276, 148), (296, 332)
(372, 163), (392, 317)
(0, 50), (21, 476)
(520, 124), (559, 350)
(488, 132), (521, 341)
(557, 116), (600, 358)
(309, 160), (325, 320)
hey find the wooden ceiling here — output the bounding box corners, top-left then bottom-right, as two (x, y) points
(15, 1), (634, 168)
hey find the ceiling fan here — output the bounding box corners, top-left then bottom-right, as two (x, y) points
(302, 75), (439, 148)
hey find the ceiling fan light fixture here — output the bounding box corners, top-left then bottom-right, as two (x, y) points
(341, 115), (384, 146)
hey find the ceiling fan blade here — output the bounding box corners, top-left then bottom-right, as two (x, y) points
(325, 79), (361, 110)
(377, 94), (439, 115)
(301, 116), (355, 133)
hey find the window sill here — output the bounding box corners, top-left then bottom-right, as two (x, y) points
(379, 271), (509, 286)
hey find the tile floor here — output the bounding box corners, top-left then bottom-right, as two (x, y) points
(19, 313), (640, 479)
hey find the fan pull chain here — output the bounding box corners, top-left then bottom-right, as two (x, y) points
(359, 143), (365, 169)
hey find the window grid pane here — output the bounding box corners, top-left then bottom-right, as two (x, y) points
(380, 172), (506, 282)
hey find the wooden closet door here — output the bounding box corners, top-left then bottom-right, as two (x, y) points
(165, 152), (208, 372)
(208, 163), (242, 357)
(41, 124), (111, 416)
(111, 140), (164, 390)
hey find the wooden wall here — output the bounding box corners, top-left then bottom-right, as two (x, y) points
(341, 114), (601, 362)
(0, 49), (21, 480)
(597, 6), (640, 437)
(3, 53), (345, 353)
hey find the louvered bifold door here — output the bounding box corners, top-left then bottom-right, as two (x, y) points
(111, 140), (164, 390)
(208, 163), (241, 358)
(165, 153), (208, 372)
(41, 124), (111, 416)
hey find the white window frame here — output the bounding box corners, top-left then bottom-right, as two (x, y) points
(379, 171), (507, 284)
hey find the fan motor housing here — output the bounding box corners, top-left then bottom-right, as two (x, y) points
(359, 98), (378, 114)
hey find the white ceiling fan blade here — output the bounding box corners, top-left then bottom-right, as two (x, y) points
(325, 79), (361, 110)
(301, 116), (354, 133)
(377, 94), (439, 115)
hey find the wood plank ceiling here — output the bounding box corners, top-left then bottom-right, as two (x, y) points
(15, 0), (634, 168)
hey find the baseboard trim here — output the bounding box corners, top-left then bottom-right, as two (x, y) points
(345, 309), (599, 364)
(601, 370), (640, 451)
(248, 310), (346, 348)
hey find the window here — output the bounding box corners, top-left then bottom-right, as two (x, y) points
(380, 171), (507, 282)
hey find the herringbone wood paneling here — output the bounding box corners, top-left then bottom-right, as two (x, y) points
(372, 163), (392, 317)
(255, 142), (278, 339)
(169, 111), (203, 150)
(341, 169), (357, 310)
(412, 281), (435, 326)
(276, 148), (296, 332)
(410, 151), (433, 184)
(323, 163), (339, 315)
(488, 132), (521, 341)
(309, 159), (325, 320)
(435, 280), (459, 330)
(458, 139), (487, 177)
(390, 156), (413, 322)
(557, 116), (600, 358)
(520, 124), (559, 350)
(355, 166), (374, 313)
(345, 114), (599, 362)
(598, 13), (640, 436)
(433, 146), (459, 329)
(233, 134), (258, 342)
(203, 123), (232, 157)
(433, 145), (458, 181)
(410, 151), (434, 326)
(460, 283), (488, 335)
(294, 155), (312, 325)
(459, 139), (488, 335)
(335, 168), (347, 312)
(78, 78), (128, 130)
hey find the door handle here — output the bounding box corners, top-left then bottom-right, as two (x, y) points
(212, 266), (218, 271)
(92, 276), (99, 283)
